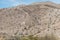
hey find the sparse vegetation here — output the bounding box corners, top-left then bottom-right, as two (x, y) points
(20, 35), (39, 40)
(0, 34), (58, 40)
(20, 34), (58, 40)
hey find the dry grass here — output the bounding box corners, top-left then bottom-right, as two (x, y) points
(20, 34), (58, 40)
(0, 34), (58, 40)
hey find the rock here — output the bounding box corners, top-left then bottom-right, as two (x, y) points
(0, 2), (60, 38)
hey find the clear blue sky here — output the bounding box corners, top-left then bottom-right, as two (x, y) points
(0, 0), (60, 8)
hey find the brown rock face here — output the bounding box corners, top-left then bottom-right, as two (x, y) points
(0, 2), (60, 37)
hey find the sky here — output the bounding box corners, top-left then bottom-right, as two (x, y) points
(0, 0), (60, 8)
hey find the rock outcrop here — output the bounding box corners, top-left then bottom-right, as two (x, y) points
(0, 2), (60, 38)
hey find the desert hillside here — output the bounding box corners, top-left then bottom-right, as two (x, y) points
(0, 2), (60, 39)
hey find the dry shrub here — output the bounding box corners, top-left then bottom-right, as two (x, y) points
(20, 34), (58, 40)
(20, 35), (40, 40)
(39, 34), (58, 40)
(0, 34), (59, 40)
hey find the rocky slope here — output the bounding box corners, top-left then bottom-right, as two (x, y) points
(0, 2), (60, 38)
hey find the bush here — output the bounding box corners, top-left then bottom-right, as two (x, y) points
(0, 34), (58, 40)
(20, 35), (40, 40)
(20, 34), (58, 40)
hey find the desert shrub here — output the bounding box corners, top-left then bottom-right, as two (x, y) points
(39, 34), (58, 40)
(20, 34), (58, 40)
(20, 35), (40, 40)
(0, 34), (58, 40)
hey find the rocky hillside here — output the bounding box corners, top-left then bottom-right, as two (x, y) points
(0, 2), (60, 38)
